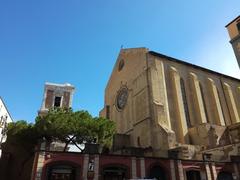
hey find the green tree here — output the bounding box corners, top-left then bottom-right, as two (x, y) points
(6, 108), (116, 152)
(35, 108), (116, 149)
(6, 120), (38, 151)
(2, 108), (115, 180)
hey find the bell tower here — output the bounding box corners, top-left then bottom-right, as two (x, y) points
(38, 82), (75, 116)
(226, 15), (240, 68)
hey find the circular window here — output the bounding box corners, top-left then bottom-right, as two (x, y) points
(116, 87), (128, 110)
(118, 59), (124, 71)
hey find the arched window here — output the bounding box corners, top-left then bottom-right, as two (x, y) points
(199, 82), (209, 123)
(180, 78), (191, 128)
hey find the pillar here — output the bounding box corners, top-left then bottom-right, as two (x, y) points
(170, 66), (189, 143)
(140, 158), (146, 178)
(82, 154), (89, 180)
(200, 170), (207, 180)
(34, 152), (45, 180)
(93, 155), (99, 180)
(233, 163), (239, 180)
(207, 78), (225, 126)
(189, 72), (207, 124)
(170, 160), (176, 180)
(211, 163), (217, 180)
(205, 163), (212, 180)
(131, 157), (137, 179)
(151, 60), (172, 129)
(223, 83), (240, 124)
(177, 160), (184, 180)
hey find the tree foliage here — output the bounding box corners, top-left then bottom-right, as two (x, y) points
(6, 120), (38, 151)
(6, 108), (116, 152)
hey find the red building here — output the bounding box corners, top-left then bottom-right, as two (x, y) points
(31, 145), (238, 180)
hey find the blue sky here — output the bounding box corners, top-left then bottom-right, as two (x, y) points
(0, 0), (240, 122)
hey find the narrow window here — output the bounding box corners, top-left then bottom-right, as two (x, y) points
(217, 88), (226, 124)
(237, 22), (240, 33)
(106, 105), (110, 119)
(118, 59), (125, 71)
(199, 83), (209, 123)
(54, 96), (61, 107)
(137, 136), (141, 146)
(180, 78), (191, 128)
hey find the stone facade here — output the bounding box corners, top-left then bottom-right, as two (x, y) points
(100, 47), (240, 161)
(30, 49), (240, 179)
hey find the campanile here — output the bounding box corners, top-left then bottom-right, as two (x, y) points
(38, 82), (75, 116)
(226, 15), (240, 68)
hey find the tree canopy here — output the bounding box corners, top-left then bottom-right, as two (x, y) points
(6, 108), (116, 152)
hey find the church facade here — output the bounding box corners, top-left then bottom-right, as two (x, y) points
(31, 49), (240, 180)
(100, 47), (240, 160)
(30, 17), (240, 180)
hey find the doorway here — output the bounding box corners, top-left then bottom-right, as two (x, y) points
(186, 170), (201, 180)
(217, 171), (233, 180)
(102, 166), (128, 180)
(47, 164), (78, 180)
(148, 165), (167, 180)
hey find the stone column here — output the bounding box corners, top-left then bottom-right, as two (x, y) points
(211, 163), (217, 180)
(207, 78), (225, 126)
(170, 66), (189, 143)
(82, 154), (89, 180)
(200, 170), (207, 180)
(140, 158), (146, 178)
(151, 60), (171, 129)
(170, 159), (176, 180)
(177, 160), (184, 180)
(34, 152), (45, 180)
(93, 155), (99, 180)
(205, 163), (212, 180)
(237, 87), (240, 118)
(131, 157), (137, 179)
(233, 163), (239, 180)
(189, 72), (207, 124)
(33, 141), (46, 180)
(223, 83), (240, 124)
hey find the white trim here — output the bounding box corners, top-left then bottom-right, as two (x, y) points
(131, 157), (137, 179)
(140, 158), (145, 178)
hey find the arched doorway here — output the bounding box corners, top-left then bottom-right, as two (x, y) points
(47, 163), (80, 180)
(217, 171), (233, 180)
(102, 166), (128, 180)
(186, 170), (201, 180)
(148, 165), (167, 180)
